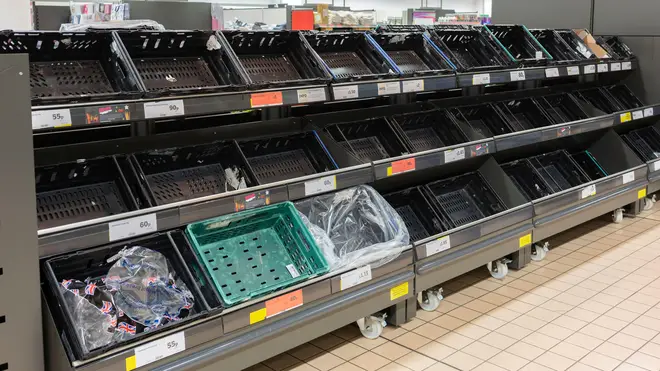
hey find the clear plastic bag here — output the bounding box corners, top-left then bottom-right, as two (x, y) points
(295, 185), (409, 271)
(60, 285), (115, 354)
(59, 20), (165, 32)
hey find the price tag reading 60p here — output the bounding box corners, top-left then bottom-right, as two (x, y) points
(109, 213), (157, 241)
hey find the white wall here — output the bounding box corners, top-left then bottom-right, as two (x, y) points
(1, 0), (32, 30)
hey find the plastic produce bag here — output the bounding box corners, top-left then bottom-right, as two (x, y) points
(295, 185), (409, 271)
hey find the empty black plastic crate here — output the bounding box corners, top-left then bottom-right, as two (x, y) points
(529, 29), (586, 63)
(622, 127), (660, 162)
(425, 172), (507, 228)
(376, 25), (428, 33)
(527, 150), (591, 193)
(239, 131), (338, 184)
(325, 118), (409, 163)
(223, 30), (331, 89)
(42, 232), (210, 360)
(131, 141), (257, 206)
(496, 98), (554, 131)
(573, 88), (624, 114)
(368, 32), (456, 77)
(304, 32), (398, 82)
(35, 157), (139, 230)
(604, 85), (644, 110)
(484, 25), (551, 65)
(0, 31), (141, 105)
(502, 160), (554, 201)
(571, 151), (608, 180)
(535, 93), (590, 124)
(429, 26), (512, 72)
(449, 103), (513, 138)
(383, 187), (450, 241)
(597, 36), (635, 60)
(117, 30), (248, 97)
(556, 30), (597, 60)
(390, 109), (469, 152)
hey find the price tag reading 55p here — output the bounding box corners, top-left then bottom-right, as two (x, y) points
(128, 332), (185, 370)
(109, 213), (157, 241)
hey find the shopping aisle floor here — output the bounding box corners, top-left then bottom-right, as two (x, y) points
(251, 209), (660, 371)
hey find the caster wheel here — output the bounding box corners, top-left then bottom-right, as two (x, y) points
(357, 316), (385, 339)
(531, 242), (549, 262)
(613, 209), (624, 224)
(644, 196), (656, 211)
(417, 289), (443, 312)
(487, 260), (508, 280)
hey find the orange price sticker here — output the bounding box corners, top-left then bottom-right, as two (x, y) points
(265, 289), (303, 318)
(388, 158), (416, 176)
(251, 91), (284, 108)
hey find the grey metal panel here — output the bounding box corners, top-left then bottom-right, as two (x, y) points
(125, 1), (212, 30)
(618, 37), (660, 104)
(34, 5), (71, 30)
(491, 0), (592, 29)
(0, 54), (44, 371)
(593, 0), (660, 36)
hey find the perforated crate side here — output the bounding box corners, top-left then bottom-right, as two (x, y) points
(326, 118), (410, 163)
(368, 32), (456, 76)
(429, 28), (512, 72)
(389, 109), (469, 153)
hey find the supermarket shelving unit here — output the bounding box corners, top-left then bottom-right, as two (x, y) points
(2, 27), (659, 371)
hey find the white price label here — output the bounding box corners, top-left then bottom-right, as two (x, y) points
(144, 99), (185, 119)
(654, 161), (660, 172)
(622, 61), (632, 70)
(545, 68), (560, 78)
(644, 108), (654, 117)
(340, 265), (372, 291)
(444, 148), (466, 163)
(597, 64), (609, 73)
(622, 171), (635, 184)
(304, 175), (336, 196)
(377, 82), (401, 96)
(567, 66), (580, 76)
(425, 236), (451, 257)
(32, 109), (72, 130)
(581, 184), (597, 199)
(333, 85), (359, 100)
(611, 62), (622, 71)
(402, 80), (424, 93)
(472, 73), (490, 85)
(633, 111), (644, 120)
(109, 213), (157, 241)
(584, 65), (596, 74)
(510, 70), (526, 81)
(535, 51), (543, 59)
(133, 332), (185, 368)
(286, 264), (301, 278)
(297, 88), (326, 103)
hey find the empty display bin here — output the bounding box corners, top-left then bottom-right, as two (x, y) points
(556, 29), (596, 60)
(621, 126), (660, 162)
(429, 26), (513, 72)
(368, 32), (456, 77)
(383, 187), (450, 241)
(573, 87), (624, 114)
(131, 141), (257, 206)
(325, 117), (409, 163)
(390, 109), (470, 152)
(304, 32), (399, 82)
(0, 31), (141, 105)
(238, 131), (338, 184)
(529, 29), (586, 63)
(484, 25), (551, 65)
(604, 85), (645, 110)
(449, 103), (513, 138)
(496, 98), (555, 132)
(35, 156), (140, 229)
(502, 159), (554, 201)
(597, 36), (635, 60)
(117, 30), (249, 96)
(571, 151), (608, 180)
(535, 93), (590, 124)
(527, 150), (591, 193)
(223, 30), (331, 89)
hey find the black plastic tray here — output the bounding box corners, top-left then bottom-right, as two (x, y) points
(597, 36), (635, 60)
(502, 159), (554, 201)
(535, 93), (590, 124)
(383, 187), (450, 241)
(496, 98), (555, 131)
(376, 25), (428, 33)
(239, 131), (338, 184)
(325, 118), (409, 163)
(556, 30), (597, 60)
(428, 26), (513, 72)
(573, 88), (625, 114)
(368, 32), (456, 77)
(35, 157), (140, 230)
(0, 31), (141, 105)
(131, 141), (257, 206)
(117, 30), (248, 97)
(529, 29), (586, 63)
(42, 232), (211, 361)
(622, 127), (660, 162)
(304, 32), (398, 82)
(484, 25), (551, 65)
(223, 30), (331, 89)
(604, 85), (645, 110)
(571, 151), (608, 180)
(527, 150), (592, 193)
(389, 109), (470, 152)
(449, 103), (513, 138)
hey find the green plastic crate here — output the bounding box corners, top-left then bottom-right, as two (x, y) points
(186, 202), (329, 307)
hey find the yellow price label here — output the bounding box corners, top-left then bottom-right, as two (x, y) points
(126, 356), (137, 371)
(390, 282), (409, 301)
(620, 112), (632, 123)
(249, 308), (267, 325)
(639, 189), (647, 199)
(519, 234), (532, 248)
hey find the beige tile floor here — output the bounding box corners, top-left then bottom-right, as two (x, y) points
(250, 208), (660, 371)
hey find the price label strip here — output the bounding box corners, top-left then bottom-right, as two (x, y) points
(622, 171), (635, 185)
(620, 112), (632, 123)
(472, 73), (490, 85)
(144, 99), (185, 119)
(581, 184), (597, 199)
(340, 265), (372, 291)
(611, 62), (622, 71)
(567, 66), (580, 76)
(251, 92), (283, 108)
(639, 189), (647, 199)
(545, 68), (560, 78)
(444, 148), (466, 163)
(32, 109), (73, 130)
(377, 82), (401, 96)
(333, 85), (359, 100)
(402, 80), (424, 93)
(297, 88), (326, 104)
(654, 161), (660, 172)
(109, 213), (158, 242)
(584, 65), (596, 74)
(519, 234), (532, 248)
(632, 110), (644, 120)
(644, 108), (654, 117)
(425, 236), (450, 257)
(622, 61), (632, 70)
(387, 158), (416, 176)
(126, 332), (185, 371)
(390, 282), (409, 301)
(304, 175), (336, 197)
(597, 64), (609, 73)
(510, 70), (526, 82)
